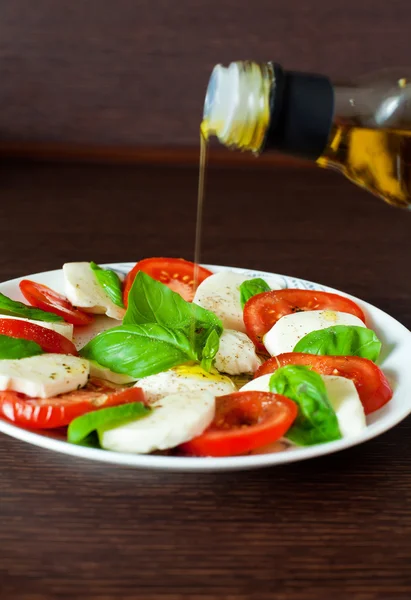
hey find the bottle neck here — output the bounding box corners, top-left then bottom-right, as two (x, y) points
(203, 61), (334, 159)
(263, 65), (334, 160)
(203, 62), (411, 159)
(202, 61), (273, 153)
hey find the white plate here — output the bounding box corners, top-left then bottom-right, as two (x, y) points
(0, 263), (410, 472)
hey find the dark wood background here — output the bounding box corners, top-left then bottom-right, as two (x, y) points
(0, 159), (410, 600)
(1, 0), (411, 155)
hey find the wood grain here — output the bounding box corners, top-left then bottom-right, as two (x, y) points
(0, 141), (308, 168)
(0, 160), (410, 600)
(1, 0), (411, 149)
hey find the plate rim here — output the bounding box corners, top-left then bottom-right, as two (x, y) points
(0, 261), (410, 472)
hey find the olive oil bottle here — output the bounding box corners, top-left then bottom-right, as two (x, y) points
(202, 62), (411, 208)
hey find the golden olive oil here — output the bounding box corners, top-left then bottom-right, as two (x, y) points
(193, 125), (208, 289)
(318, 125), (411, 208)
(190, 126), (209, 347)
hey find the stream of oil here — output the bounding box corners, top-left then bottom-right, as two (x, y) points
(190, 125), (209, 347)
(193, 127), (208, 287)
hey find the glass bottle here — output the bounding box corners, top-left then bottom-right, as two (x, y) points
(202, 62), (411, 208)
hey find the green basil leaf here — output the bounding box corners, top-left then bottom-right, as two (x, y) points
(0, 292), (64, 322)
(269, 365), (342, 446)
(80, 323), (197, 378)
(124, 270), (221, 330)
(239, 278), (271, 308)
(75, 431), (101, 448)
(123, 271), (222, 361)
(200, 328), (221, 372)
(294, 325), (382, 362)
(67, 402), (150, 445)
(0, 334), (44, 359)
(90, 262), (124, 308)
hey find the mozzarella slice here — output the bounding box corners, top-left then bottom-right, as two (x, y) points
(214, 329), (262, 375)
(0, 354), (89, 398)
(264, 310), (366, 356)
(240, 373), (272, 393)
(73, 315), (121, 351)
(100, 391), (215, 454)
(193, 272), (282, 333)
(63, 262), (125, 321)
(88, 360), (137, 385)
(0, 314), (73, 340)
(322, 376), (366, 438)
(241, 373), (366, 438)
(137, 364), (235, 404)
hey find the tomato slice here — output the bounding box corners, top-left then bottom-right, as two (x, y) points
(123, 257), (213, 305)
(19, 280), (93, 326)
(255, 353), (392, 415)
(244, 289), (366, 351)
(0, 318), (77, 355)
(0, 379), (145, 429)
(180, 391), (297, 457)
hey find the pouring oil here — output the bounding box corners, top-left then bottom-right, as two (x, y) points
(189, 125), (209, 346)
(193, 127), (208, 290)
(201, 61), (411, 209)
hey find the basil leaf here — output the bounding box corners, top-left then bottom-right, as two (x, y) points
(123, 271), (222, 361)
(124, 271), (221, 330)
(269, 365), (342, 446)
(68, 402), (150, 445)
(294, 325), (382, 362)
(0, 334), (44, 359)
(200, 328), (221, 372)
(0, 292), (64, 322)
(76, 432), (101, 448)
(90, 262), (124, 308)
(80, 323), (197, 378)
(239, 278), (271, 309)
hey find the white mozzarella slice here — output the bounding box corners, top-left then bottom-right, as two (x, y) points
(193, 272), (282, 333)
(241, 373), (366, 438)
(100, 391), (215, 454)
(0, 314), (73, 340)
(73, 315), (121, 351)
(137, 364), (235, 404)
(322, 375), (366, 438)
(88, 360), (137, 385)
(264, 310), (366, 356)
(63, 262), (125, 321)
(0, 354), (89, 398)
(214, 329), (262, 375)
(240, 374), (272, 393)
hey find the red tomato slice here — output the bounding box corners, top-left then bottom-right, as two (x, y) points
(180, 391), (297, 457)
(123, 257), (213, 305)
(19, 280), (93, 326)
(0, 318), (77, 355)
(244, 289), (366, 351)
(255, 353), (393, 415)
(0, 379), (145, 429)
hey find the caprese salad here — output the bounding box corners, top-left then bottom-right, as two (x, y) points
(0, 257), (393, 457)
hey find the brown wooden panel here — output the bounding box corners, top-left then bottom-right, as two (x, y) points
(0, 0), (410, 150)
(0, 140), (310, 167)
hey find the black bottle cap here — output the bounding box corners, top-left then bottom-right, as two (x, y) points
(264, 64), (334, 160)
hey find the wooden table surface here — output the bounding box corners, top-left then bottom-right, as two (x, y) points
(0, 159), (410, 600)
